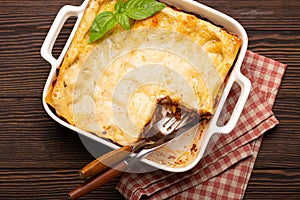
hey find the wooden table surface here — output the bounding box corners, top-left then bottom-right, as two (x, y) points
(1, 0), (299, 199)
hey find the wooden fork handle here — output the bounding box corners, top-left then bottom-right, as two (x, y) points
(79, 145), (132, 179)
(68, 161), (128, 200)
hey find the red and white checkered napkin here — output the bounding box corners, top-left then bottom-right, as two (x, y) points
(116, 51), (287, 200)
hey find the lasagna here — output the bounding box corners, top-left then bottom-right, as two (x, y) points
(46, 0), (242, 146)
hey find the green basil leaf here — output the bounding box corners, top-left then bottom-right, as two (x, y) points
(114, 0), (125, 12)
(124, 0), (148, 11)
(125, 0), (166, 20)
(88, 0), (166, 43)
(88, 11), (117, 44)
(115, 12), (130, 30)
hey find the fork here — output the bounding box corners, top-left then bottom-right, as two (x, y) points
(68, 113), (194, 200)
(78, 112), (190, 179)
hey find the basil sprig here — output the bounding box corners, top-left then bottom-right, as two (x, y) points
(88, 0), (166, 43)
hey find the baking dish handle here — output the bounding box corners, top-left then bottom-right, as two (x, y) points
(40, 3), (87, 68)
(213, 72), (251, 134)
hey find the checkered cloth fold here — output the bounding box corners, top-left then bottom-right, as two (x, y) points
(116, 51), (287, 200)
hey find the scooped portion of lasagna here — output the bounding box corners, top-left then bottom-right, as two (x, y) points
(45, 0), (242, 146)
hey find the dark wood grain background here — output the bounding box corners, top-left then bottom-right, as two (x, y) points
(0, 0), (299, 199)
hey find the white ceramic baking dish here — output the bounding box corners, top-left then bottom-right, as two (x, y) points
(41, 0), (251, 172)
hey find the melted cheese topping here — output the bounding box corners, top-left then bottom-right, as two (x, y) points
(46, 0), (242, 146)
